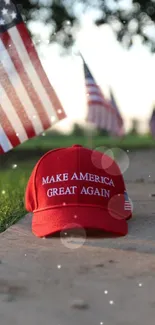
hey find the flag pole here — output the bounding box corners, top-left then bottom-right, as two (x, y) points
(85, 122), (95, 150)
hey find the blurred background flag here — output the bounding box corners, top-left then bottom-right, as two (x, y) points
(149, 107), (155, 138)
(82, 54), (110, 130)
(81, 54), (124, 136)
(109, 88), (124, 136)
(0, 0), (66, 154)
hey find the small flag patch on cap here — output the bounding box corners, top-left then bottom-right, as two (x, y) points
(124, 191), (132, 211)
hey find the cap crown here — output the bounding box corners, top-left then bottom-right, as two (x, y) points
(25, 145), (126, 214)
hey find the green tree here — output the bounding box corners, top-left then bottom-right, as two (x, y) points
(17, 0), (155, 51)
(72, 123), (85, 136)
(128, 118), (140, 135)
(96, 128), (109, 137)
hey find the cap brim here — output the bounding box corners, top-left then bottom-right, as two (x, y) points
(32, 206), (128, 237)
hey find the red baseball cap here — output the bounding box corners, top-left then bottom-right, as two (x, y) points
(25, 144), (132, 237)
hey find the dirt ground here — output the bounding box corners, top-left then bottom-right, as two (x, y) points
(0, 149), (155, 325)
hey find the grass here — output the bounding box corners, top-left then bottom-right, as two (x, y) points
(0, 162), (35, 232)
(14, 133), (155, 151)
(0, 133), (155, 233)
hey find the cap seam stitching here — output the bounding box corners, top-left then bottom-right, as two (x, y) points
(34, 147), (66, 208)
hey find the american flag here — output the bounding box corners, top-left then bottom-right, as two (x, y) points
(109, 89), (124, 136)
(124, 191), (132, 211)
(82, 56), (124, 136)
(0, 0), (66, 154)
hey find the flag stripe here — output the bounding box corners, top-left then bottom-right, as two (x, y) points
(87, 105), (98, 125)
(0, 123), (14, 152)
(0, 105), (20, 147)
(86, 104), (95, 123)
(0, 84), (28, 142)
(88, 97), (106, 105)
(0, 145), (4, 155)
(83, 56), (124, 135)
(88, 99), (123, 121)
(0, 38), (44, 135)
(87, 105), (107, 129)
(124, 191), (132, 211)
(0, 61), (36, 139)
(17, 23), (66, 121)
(87, 93), (113, 111)
(0, 0), (66, 154)
(87, 92), (106, 100)
(87, 89), (102, 95)
(100, 106), (107, 129)
(84, 62), (114, 130)
(110, 89), (124, 134)
(86, 79), (97, 86)
(87, 100), (110, 108)
(8, 27), (56, 126)
(1, 30), (51, 131)
(86, 88), (101, 95)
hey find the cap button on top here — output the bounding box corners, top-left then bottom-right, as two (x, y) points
(72, 144), (82, 148)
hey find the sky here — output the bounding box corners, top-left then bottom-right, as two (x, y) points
(32, 11), (155, 134)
